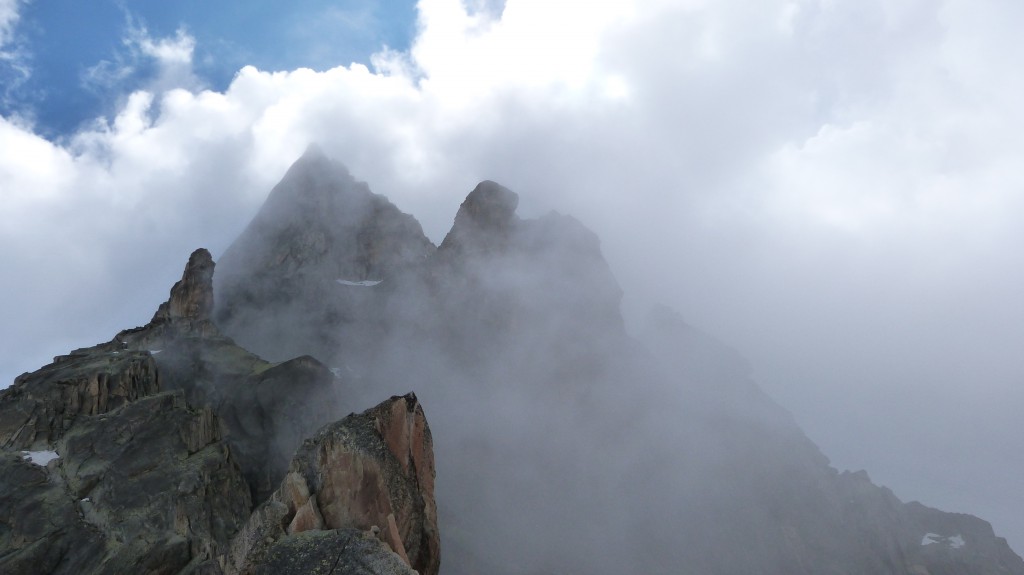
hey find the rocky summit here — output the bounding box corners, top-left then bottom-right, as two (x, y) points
(2, 148), (1023, 574)
(0, 244), (438, 574)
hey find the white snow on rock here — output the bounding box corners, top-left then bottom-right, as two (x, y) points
(149, 349), (163, 355)
(336, 279), (382, 287)
(329, 365), (355, 378)
(21, 450), (59, 465)
(921, 533), (966, 549)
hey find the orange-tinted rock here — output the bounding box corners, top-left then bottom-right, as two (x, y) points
(166, 248), (215, 321)
(384, 512), (411, 566)
(287, 495), (325, 534)
(230, 392), (440, 575)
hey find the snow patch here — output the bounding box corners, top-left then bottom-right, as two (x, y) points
(336, 279), (382, 287)
(22, 450), (59, 465)
(329, 365), (354, 378)
(149, 349), (163, 355)
(921, 533), (966, 549)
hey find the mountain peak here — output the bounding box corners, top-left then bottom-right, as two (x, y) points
(301, 141), (326, 160)
(213, 152), (433, 362)
(267, 147), (359, 212)
(160, 247), (215, 323)
(438, 180), (519, 253)
(133, 248), (216, 334)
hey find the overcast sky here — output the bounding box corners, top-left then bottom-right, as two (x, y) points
(2, 0), (1022, 552)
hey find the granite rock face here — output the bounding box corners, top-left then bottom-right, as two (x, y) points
(0, 245), (438, 574)
(228, 393), (439, 575)
(252, 529), (417, 575)
(0, 354), (250, 574)
(0, 350), (160, 450)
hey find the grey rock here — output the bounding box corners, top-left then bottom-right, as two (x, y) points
(116, 248), (343, 504)
(0, 350), (160, 450)
(214, 147), (434, 366)
(437, 179), (519, 255)
(0, 242), (436, 575)
(0, 374), (250, 574)
(0, 452), (105, 574)
(254, 529), (417, 575)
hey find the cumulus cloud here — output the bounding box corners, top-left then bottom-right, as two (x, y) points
(1, 0), (1023, 550)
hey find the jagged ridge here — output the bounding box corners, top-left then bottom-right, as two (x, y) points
(0, 244), (439, 575)
(213, 148), (1024, 575)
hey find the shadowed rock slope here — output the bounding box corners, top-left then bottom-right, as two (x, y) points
(214, 147), (434, 367)
(215, 148), (1024, 575)
(0, 248), (439, 575)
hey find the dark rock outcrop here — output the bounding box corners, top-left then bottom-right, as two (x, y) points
(0, 350), (160, 450)
(151, 247), (217, 331)
(0, 354), (251, 573)
(0, 244), (438, 575)
(437, 180), (519, 255)
(115, 248), (343, 504)
(252, 529), (417, 575)
(429, 180), (625, 378)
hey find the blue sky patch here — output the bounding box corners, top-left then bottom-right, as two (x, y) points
(4, 0), (417, 137)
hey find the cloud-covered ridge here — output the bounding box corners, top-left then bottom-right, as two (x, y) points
(1, 0), (1023, 553)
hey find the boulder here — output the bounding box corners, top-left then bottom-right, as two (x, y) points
(253, 529), (417, 575)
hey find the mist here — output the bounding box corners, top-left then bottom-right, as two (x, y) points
(200, 151), (1021, 573)
(207, 153), (839, 571)
(2, 0), (1023, 560)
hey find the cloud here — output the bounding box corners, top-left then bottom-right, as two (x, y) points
(83, 15), (200, 100)
(0, 0), (30, 108)
(1, 0), (1023, 551)
(0, 0), (22, 49)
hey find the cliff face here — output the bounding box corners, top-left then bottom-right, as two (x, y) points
(213, 149), (1024, 575)
(0, 246), (439, 575)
